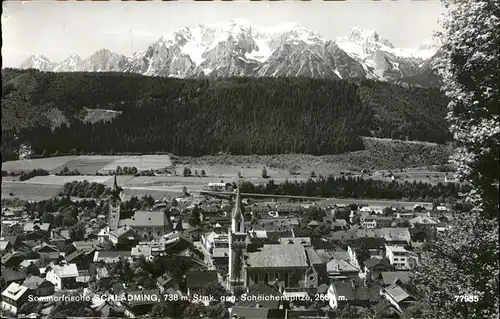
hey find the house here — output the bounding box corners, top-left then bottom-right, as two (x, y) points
(409, 216), (438, 229)
(361, 218), (377, 229)
(1, 267), (28, 285)
(65, 247), (96, 270)
(332, 219), (348, 231)
(156, 274), (179, 293)
(245, 244), (309, 288)
(380, 271), (412, 286)
(1, 282), (30, 315)
(163, 231), (194, 254)
(1, 236), (24, 251)
(116, 289), (163, 316)
(381, 283), (417, 313)
(21, 275), (55, 297)
(361, 258), (391, 279)
(33, 243), (59, 254)
(327, 281), (380, 310)
(385, 245), (410, 270)
(185, 270), (219, 296)
(24, 222), (51, 233)
(236, 283), (285, 309)
(1, 252), (23, 268)
(45, 262), (79, 290)
(131, 246), (152, 259)
(202, 231), (229, 252)
(95, 264), (111, 281)
(72, 240), (100, 251)
(93, 251), (132, 264)
(359, 206), (373, 213)
(119, 210), (169, 239)
(326, 257), (360, 282)
(0, 239), (13, 253)
(109, 226), (140, 250)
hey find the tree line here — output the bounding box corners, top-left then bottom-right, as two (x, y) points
(239, 176), (470, 201)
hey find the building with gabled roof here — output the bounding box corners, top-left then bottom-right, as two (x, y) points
(119, 210), (169, 239)
(21, 275), (55, 297)
(381, 271), (412, 286)
(1, 282), (30, 315)
(381, 283), (417, 313)
(45, 262), (79, 290)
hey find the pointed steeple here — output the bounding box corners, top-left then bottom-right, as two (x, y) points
(112, 174), (119, 192)
(232, 188), (244, 221)
(110, 174), (122, 199)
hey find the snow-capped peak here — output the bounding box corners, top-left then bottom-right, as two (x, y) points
(20, 54), (54, 71)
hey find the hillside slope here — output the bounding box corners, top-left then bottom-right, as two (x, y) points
(1, 69), (449, 161)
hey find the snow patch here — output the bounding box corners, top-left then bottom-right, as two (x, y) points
(181, 41), (205, 66)
(245, 39), (273, 63)
(334, 69), (342, 79)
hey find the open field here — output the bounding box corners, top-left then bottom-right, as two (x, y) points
(2, 156), (75, 173)
(2, 181), (63, 201)
(98, 155), (173, 173)
(2, 155), (172, 174)
(50, 157), (122, 174)
(1, 138), (456, 201)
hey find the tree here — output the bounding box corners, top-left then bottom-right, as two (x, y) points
(69, 222), (86, 241)
(311, 171), (316, 178)
(62, 214), (77, 227)
(414, 1), (499, 318)
(183, 167), (190, 177)
(261, 167), (268, 178)
(182, 303), (206, 319)
(182, 186), (189, 197)
(202, 281), (229, 305)
(3, 223), (23, 236)
(200, 169), (206, 177)
(189, 206), (202, 228)
(175, 218), (184, 232)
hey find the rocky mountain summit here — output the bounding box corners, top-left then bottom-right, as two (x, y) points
(19, 20), (441, 84)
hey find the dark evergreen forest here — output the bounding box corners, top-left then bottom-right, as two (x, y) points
(240, 176), (469, 201)
(1, 69), (450, 161)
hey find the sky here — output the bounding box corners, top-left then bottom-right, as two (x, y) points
(2, 1), (444, 67)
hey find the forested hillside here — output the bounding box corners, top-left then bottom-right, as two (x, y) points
(1, 69), (449, 160)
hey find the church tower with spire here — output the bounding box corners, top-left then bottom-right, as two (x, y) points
(227, 188), (247, 292)
(108, 174), (123, 231)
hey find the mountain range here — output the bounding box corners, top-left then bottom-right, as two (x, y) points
(18, 19), (442, 84)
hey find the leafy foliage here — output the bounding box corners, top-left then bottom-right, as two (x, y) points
(61, 181), (107, 198)
(414, 1), (499, 318)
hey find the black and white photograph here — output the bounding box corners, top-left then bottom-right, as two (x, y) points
(1, 0), (498, 318)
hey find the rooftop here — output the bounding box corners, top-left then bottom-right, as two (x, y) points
(326, 258), (359, 273)
(2, 282), (29, 301)
(381, 271), (411, 286)
(247, 244), (308, 268)
(384, 284), (412, 303)
(119, 210), (166, 228)
(46, 262), (79, 278)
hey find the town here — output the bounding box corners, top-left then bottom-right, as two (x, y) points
(0, 174), (459, 319)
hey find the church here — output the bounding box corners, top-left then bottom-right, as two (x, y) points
(106, 175), (169, 239)
(226, 189), (323, 292)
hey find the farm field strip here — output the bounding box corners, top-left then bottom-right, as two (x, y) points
(98, 155), (172, 173)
